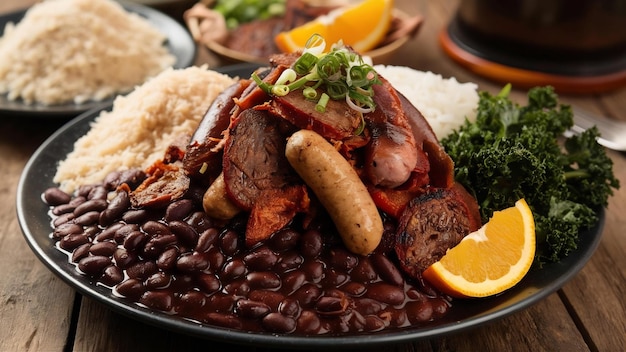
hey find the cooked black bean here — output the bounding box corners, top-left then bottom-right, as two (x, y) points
(165, 199), (194, 222)
(243, 246), (278, 271)
(113, 248), (138, 269)
(71, 243), (92, 262)
(144, 272), (172, 290)
(44, 173), (453, 336)
(123, 209), (152, 224)
(169, 220), (198, 247)
(123, 230), (147, 252)
(99, 191), (130, 226)
(176, 253), (209, 272)
(235, 299), (271, 319)
(195, 228), (219, 253)
(43, 187), (71, 206)
(53, 223), (83, 239)
(140, 291), (173, 312)
(101, 265), (124, 286)
(78, 255), (111, 276)
(126, 260), (158, 280)
(74, 199), (107, 217)
(262, 313), (296, 333)
(89, 241), (117, 257)
(59, 233), (90, 251)
(156, 247), (179, 271)
(115, 278), (145, 299)
(300, 230), (323, 258)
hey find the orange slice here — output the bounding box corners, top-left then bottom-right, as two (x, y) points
(423, 199), (536, 298)
(274, 0), (393, 53)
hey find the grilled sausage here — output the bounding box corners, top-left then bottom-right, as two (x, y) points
(285, 129), (383, 256)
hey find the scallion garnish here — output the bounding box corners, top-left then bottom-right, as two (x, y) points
(250, 35), (381, 134)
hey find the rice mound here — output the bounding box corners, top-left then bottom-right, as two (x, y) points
(53, 66), (236, 193)
(375, 65), (479, 139)
(0, 0), (176, 105)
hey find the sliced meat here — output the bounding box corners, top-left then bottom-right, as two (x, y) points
(394, 183), (481, 279)
(363, 76), (420, 188)
(397, 90), (455, 189)
(130, 161), (190, 209)
(222, 108), (308, 246)
(268, 89), (362, 140)
(183, 80), (251, 181)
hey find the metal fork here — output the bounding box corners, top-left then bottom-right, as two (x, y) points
(567, 107), (626, 151)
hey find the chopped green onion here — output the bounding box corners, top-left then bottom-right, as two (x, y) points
(294, 52), (319, 75)
(316, 93), (330, 113)
(272, 85), (290, 96)
(303, 87), (317, 99)
(303, 34), (326, 56)
(275, 68), (297, 86)
(252, 72), (272, 94)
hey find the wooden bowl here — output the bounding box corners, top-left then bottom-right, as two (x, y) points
(186, 7), (422, 65)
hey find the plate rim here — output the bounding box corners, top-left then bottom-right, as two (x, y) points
(16, 64), (606, 347)
(0, 1), (196, 117)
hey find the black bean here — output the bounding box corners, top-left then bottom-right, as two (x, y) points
(139, 291), (173, 312)
(156, 247), (179, 271)
(43, 187), (71, 206)
(59, 233), (90, 251)
(196, 273), (220, 294)
(220, 259), (246, 281)
(195, 228), (219, 253)
(115, 278), (145, 299)
(370, 252), (404, 286)
(122, 209), (149, 224)
(52, 223), (83, 239)
(52, 212), (75, 227)
(51, 203), (76, 216)
(176, 253), (209, 272)
(219, 230), (240, 256)
(268, 229), (300, 252)
(126, 260), (158, 280)
(364, 282), (405, 306)
(328, 248), (358, 271)
(99, 191), (130, 226)
(235, 299), (271, 319)
(300, 230), (323, 258)
(73, 211), (100, 226)
(245, 272), (280, 289)
(101, 265), (124, 286)
(114, 224), (140, 244)
(113, 248), (138, 269)
(243, 246), (278, 271)
(169, 220), (198, 247)
(261, 313), (296, 333)
(89, 241), (117, 257)
(87, 186), (107, 200)
(142, 221), (171, 237)
(164, 199), (194, 222)
(123, 230), (147, 252)
(204, 313), (242, 330)
(78, 255), (111, 276)
(145, 272), (172, 289)
(71, 243), (92, 262)
(73, 199), (107, 217)
(95, 222), (124, 242)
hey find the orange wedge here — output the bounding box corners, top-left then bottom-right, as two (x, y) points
(274, 0), (394, 53)
(423, 199), (536, 298)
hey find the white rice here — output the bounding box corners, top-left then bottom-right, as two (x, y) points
(375, 65), (479, 139)
(0, 0), (176, 105)
(53, 66), (236, 193)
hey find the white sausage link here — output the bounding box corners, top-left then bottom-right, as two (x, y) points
(285, 129), (383, 256)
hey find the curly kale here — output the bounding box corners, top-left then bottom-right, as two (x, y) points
(441, 85), (619, 264)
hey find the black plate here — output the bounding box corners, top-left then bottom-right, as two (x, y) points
(17, 64), (605, 348)
(0, 2), (196, 118)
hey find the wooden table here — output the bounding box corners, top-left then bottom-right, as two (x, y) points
(1, 1), (625, 351)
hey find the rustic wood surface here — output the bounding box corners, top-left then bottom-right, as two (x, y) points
(1, 0), (625, 351)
